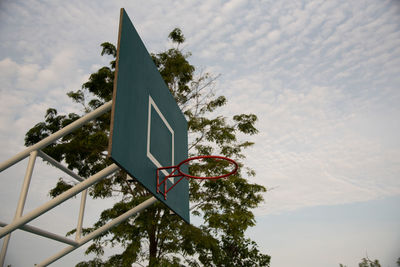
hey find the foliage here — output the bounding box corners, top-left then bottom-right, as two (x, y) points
(358, 257), (381, 267)
(25, 28), (269, 266)
(340, 256), (388, 267)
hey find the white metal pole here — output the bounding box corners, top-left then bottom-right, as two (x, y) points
(36, 197), (157, 267)
(0, 101), (112, 172)
(38, 150), (85, 182)
(0, 163), (119, 239)
(0, 235), (11, 267)
(75, 189), (87, 240)
(0, 150), (38, 267)
(14, 151), (38, 217)
(0, 221), (78, 247)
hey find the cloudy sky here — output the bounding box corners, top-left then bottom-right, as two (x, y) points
(1, 0), (400, 266)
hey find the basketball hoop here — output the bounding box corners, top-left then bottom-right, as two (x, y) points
(156, 155), (238, 200)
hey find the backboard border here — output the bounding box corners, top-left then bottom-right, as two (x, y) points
(107, 8), (123, 157)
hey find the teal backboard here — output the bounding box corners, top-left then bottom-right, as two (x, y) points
(109, 9), (189, 223)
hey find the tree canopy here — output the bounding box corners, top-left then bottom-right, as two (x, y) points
(25, 28), (270, 266)
(340, 256), (399, 267)
(358, 257), (381, 267)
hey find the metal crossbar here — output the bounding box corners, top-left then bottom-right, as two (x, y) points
(36, 197), (157, 267)
(0, 221), (79, 246)
(0, 101), (158, 266)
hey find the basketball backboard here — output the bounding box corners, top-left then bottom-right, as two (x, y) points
(108, 9), (189, 223)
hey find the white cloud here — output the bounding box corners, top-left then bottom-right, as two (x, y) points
(222, 0), (246, 16)
(0, 49), (87, 163)
(220, 72), (400, 214)
(200, 41), (229, 58)
(267, 30), (281, 42)
(231, 28), (254, 47)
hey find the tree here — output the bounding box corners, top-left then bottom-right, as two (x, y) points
(358, 257), (381, 267)
(25, 28), (270, 266)
(341, 256), (400, 267)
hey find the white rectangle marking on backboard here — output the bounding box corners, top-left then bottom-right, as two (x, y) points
(146, 95), (174, 180)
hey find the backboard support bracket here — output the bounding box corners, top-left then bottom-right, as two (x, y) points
(0, 100), (158, 267)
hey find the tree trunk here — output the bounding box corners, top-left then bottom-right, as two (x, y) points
(148, 225), (158, 266)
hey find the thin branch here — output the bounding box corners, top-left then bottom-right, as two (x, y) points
(123, 174), (136, 196)
(188, 131), (207, 151)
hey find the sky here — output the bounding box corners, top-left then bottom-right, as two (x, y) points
(0, 0), (400, 266)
